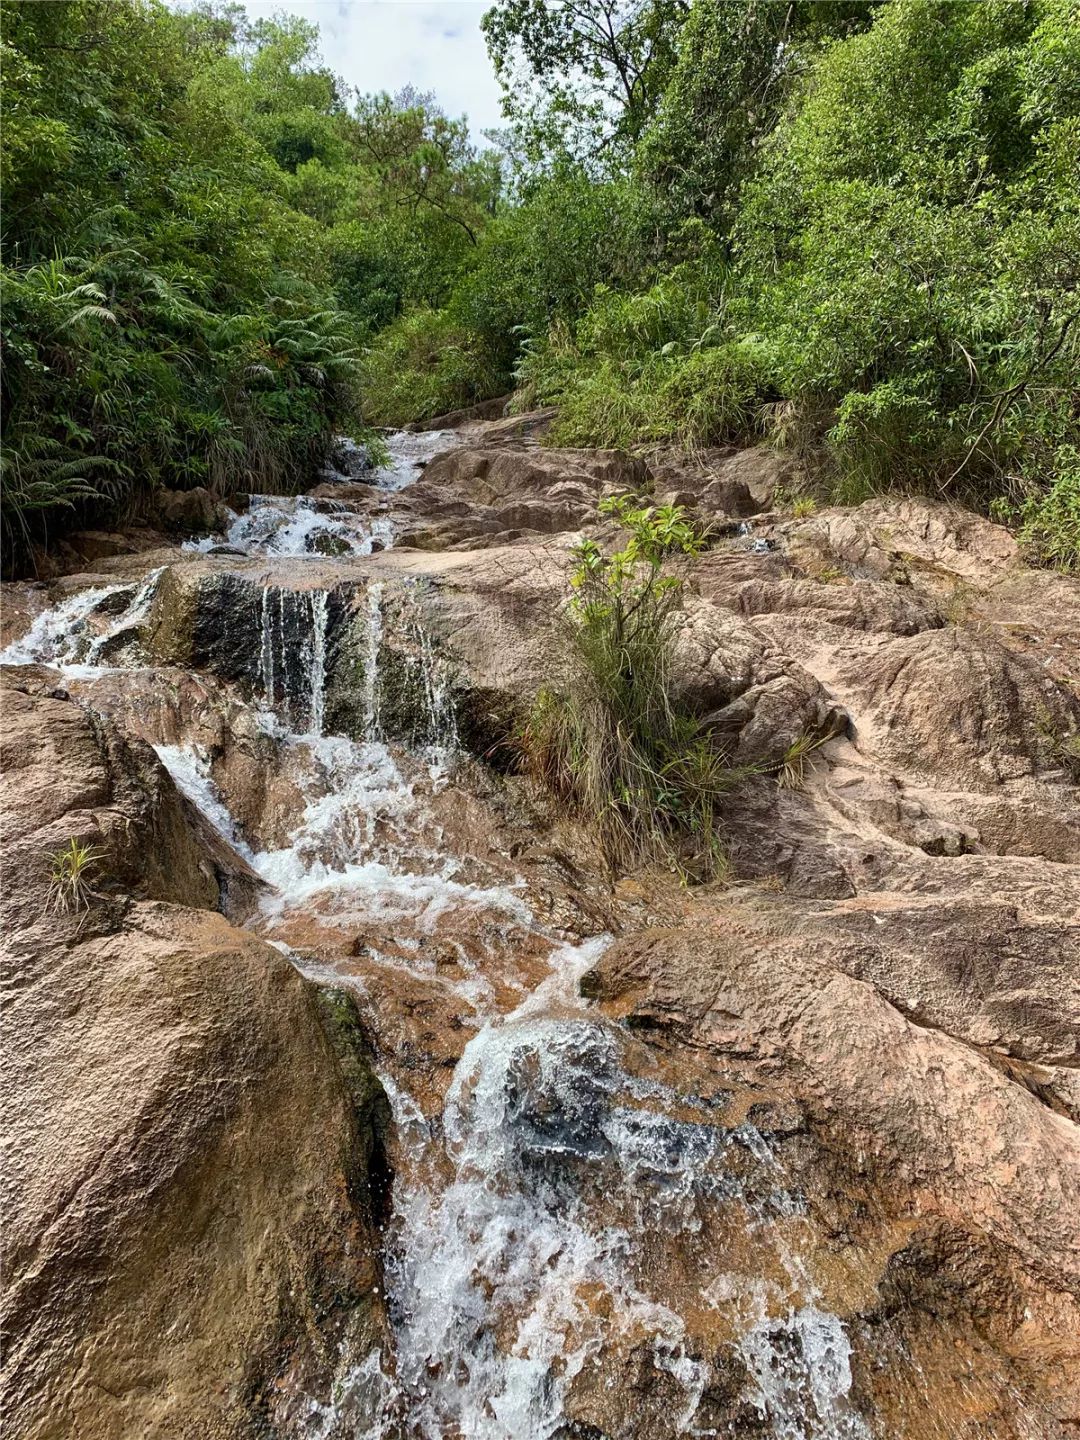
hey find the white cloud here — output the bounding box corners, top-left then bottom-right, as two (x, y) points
(238, 1), (505, 137)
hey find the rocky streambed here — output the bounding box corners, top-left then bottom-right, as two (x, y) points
(2, 417), (1079, 1439)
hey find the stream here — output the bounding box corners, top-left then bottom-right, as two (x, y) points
(1, 433), (872, 1439)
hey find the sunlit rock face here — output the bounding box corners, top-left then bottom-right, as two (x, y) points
(1, 420), (1078, 1439)
(0, 679), (391, 1440)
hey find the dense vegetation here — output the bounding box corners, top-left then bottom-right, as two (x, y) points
(0, 0), (495, 565)
(2, 0), (1078, 570)
(525, 495), (738, 878)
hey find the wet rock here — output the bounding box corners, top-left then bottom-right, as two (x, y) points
(699, 476), (759, 516)
(419, 445), (651, 508)
(588, 914), (1080, 1278)
(328, 436), (374, 477)
(312, 987), (394, 1226)
(405, 393), (512, 431)
(0, 685), (389, 1440)
(0, 675), (219, 922)
(583, 909), (1080, 1435)
(154, 485), (230, 536)
(785, 497), (1019, 587)
(0, 584), (51, 650)
(309, 530), (352, 557)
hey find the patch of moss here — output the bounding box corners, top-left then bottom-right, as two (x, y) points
(313, 986), (393, 1226)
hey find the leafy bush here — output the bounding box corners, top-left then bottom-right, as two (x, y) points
(357, 308), (507, 426)
(6, 0), (1078, 573)
(736, 0), (1080, 523)
(360, 169), (647, 427)
(494, 0), (1078, 568)
(0, 2), (371, 570)
(1002, 461), (1080, 572)
(521, 496), (741, 879)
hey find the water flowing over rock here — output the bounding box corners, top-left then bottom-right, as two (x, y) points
(2, 418), (1078, 1439)
(0, 677), (390, 1440)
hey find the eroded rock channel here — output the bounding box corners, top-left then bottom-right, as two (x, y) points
(2, 419), (1078, 1439)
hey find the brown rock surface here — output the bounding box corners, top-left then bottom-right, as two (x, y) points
(582, 906), (1080, 1433)
(154, 485), (231, 536)
(5, 441), (1080, 1437)
(409, 444), (650, 539)
(0, 682), (389, 1439)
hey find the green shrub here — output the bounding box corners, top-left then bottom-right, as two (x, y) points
(542, 340), (767, 452)
(521, 496), (743, 879)
(1002, 460), (1080, 571)
(0, 2), (368, 570)
(357, 308), (507, 427)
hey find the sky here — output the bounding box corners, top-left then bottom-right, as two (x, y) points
(235, 1), (505, 137)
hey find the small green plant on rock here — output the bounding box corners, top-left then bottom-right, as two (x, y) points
(521, 495), (739, 879)
(773, 730), (832, 791)
(47, 838), (104, 914)
(1036, 708), (1080, 783)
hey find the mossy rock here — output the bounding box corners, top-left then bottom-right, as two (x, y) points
(312, 985), (393, 1226)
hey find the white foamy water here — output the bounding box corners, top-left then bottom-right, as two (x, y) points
(367, 984), (742, 1440)
(153, 742), (255, 860)
(186, 495), (395, 559)
(183, 429), (455, 556)
(0, 568), (162, 674)
(153, 728), (530, 940)
(256, 585), (333, 735)
(740, 1306), (869, 1440)
(375, 428), (457, 492)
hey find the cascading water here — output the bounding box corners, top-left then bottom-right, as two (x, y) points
(185, 430), (455, 559)
(187, 495), (397, 559)
(256, 585), (332, 735)
(0, 567), (164, 674)
(0, 427), (876, 1440)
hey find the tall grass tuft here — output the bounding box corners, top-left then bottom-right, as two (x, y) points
(520, 496), (742, 880)
(47, 838), (104, 914)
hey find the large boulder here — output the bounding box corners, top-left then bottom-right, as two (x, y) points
(671, 599), (847, 764)
(405, 393), (511, 431)
(0, 681), (390, 1438)
(582, 909), (1080, 1436)
(154, 486), (230, 537)
(415, 444), (650, 509)
(784, 496), (1020, 587)
(831, 624), (1080, 791)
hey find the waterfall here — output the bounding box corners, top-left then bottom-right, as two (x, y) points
(355, 579), (459, 767)
(360, 581), (385, 740)
(255, 585), (331, 736)
(4, 426), (877, 1440)
(309, 588), (329, 737)
(411, 586), (460, 762)
(0, 568), (163, 672)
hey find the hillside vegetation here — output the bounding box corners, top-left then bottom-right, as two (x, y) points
(2, 0), (1078, 569)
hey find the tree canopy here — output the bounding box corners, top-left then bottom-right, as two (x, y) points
(2, 0), (1077, 570)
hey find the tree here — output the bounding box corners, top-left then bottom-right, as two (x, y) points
(353, 92), (501, 247)
(639, 0), (880, 236)
(0, 0), (363, 569)
(482, 0), (690, 166)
